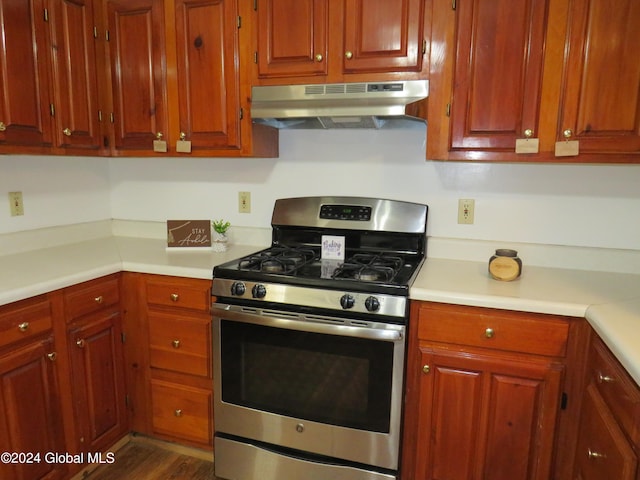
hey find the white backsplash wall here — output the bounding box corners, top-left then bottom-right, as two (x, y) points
(0, 155), (111, 235)
(2, 128), (640, 252)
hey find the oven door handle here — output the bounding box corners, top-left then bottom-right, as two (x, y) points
(212, 303), (404, 342)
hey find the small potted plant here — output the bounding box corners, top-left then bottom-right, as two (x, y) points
(211, 219), (231, 252)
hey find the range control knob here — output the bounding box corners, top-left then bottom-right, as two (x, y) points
(365, 296), (381, 312)
(252, 284), (267, 299)
(340, 294), (355, 309)
(230, 282), (246, 296)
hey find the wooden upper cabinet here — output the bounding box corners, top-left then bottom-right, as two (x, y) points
(428, 0), (640, 162)
(105, 0), (168, 153)
(256, 0), (329, 78)
(558, 0), (640, 157)
(49, 0), (103, 152)
(0, 0), (55, 148)
(173, 0), (240, 151)
(254, 0), (427, 84)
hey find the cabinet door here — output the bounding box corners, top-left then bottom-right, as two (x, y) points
(106, 0), (167, 152)
(0, 0), (55, 147)
(342, 0), (424, 74)
(414, 347), (563, 480)
(0, 338), (66, 480)
(573, 384), (637, 480)
(174, 0), (240, 150)
(558, 0), (640, 156)
(68, 312), (127, 452)
(428, 0), (548, 160)
(256, 0), (328, 79)
(49, 0), (102, 151)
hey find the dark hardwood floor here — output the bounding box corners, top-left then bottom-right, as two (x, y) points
(82, 439), (219, 480)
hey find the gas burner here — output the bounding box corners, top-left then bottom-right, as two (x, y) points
(332, 253), (405, 283)
(238, 247), (318, 274)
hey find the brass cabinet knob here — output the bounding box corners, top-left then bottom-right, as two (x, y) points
(63, 127), (72, 136)
(315, 53), (323, 62)
(47, 352), (57, 361)
(587, 448), (606, 460)
(172, 340), (181, 349)
(563, 129), (573, 139)
(18, 322), (29, 332)
(345, 51), (353, 59)
(524, 129), (533, 138)
(76, 339), (85, 348)
(94, 295), (104, 304)
(156, 132), (164, 140)
(0, 121), (6, 131)
(174, 409), (183, 417)
(170, 293), (179, 302)
(422, 365), (430, 374)
(179, 131), (187, 140)
(597, 371), (615, 383)
(485, 328), (495, 338)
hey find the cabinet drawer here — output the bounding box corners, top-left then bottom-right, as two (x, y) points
(0, 297), (53, 349)
(64, 276), (120, 322)
(416, 303), (569, 357)
(151, 379), (212, 446)
(574, 384), (637, 480)
(146, 278), (210, 312)
(149, 312), (211, 377)
(589, 337), (640, 445)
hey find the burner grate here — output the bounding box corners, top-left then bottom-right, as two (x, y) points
(332, 253), (404, 283)
(238, 247), (319, 274)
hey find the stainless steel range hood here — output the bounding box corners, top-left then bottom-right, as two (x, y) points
(250, 80), (428, 130)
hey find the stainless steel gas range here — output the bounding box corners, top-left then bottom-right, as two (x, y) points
(211, 196), (428, 480)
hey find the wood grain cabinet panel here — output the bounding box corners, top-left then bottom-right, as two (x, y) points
(0, 0), (55, 148)
(0, 337), (66, 480)
(403, 301), (572, 480)
(253, 0), (427, 84)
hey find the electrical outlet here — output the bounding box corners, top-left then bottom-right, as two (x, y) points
(9, 191), (24, 216)
(238, 191), (251, 213)
(458, 198), (475, 224)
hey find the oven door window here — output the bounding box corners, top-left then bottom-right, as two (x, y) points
(220, 320), (394, 433)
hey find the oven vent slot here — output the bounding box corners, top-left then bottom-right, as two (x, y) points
(262, 309), (299, 319)
(349, 320), (370, 328)
(305, 315), (347, 326)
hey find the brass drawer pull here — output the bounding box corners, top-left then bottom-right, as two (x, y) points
(172, 340), (181, 349)
(18, 322), (29, 332)
(94, 295), (104, 304)
(76, 339), (85, 348)
(0, 121), (6, 131)
(174, 409), (183, 417)
(587, 448), (606, 460)
(485, 328), (495, 339)
(422, 365), (430, 374)
(47, 352), (57, 361)
(63, 127), (72, 136)
(597, 371), (615, 383)
(170, 293), (179, 302)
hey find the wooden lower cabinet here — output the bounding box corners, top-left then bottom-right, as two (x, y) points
(0, 295), (66, 480)
(402, 301), (584, 480)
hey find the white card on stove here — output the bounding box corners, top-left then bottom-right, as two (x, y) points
(321, 235), (345, 260)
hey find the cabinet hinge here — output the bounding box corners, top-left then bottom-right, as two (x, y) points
(49, 104), (55, 117)
(446, 103), (451, 117)
(110, 112), (114, 124)
(93, 26), (98, 39)
(240, 108), (244, 120)
(237, 15), (241, 29)
(254, 51), (258, 64)
(561, 392), (568, 410)
(422, 39), (427, 56)
(43, 8), (49, 22)
(121, 332), (126, 343)
(98, 110), (103, 122)
(452, 0), (457, 10)
(253, 0), (257, 11)
(125, 394), (130, 407)
(105, 30), (110, 42)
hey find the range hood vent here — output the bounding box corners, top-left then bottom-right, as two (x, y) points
(251, 80), (429, 130)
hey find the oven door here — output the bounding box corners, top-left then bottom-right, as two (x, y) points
(211, 302), (406, 471)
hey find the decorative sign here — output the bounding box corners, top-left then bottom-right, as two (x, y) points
(321, 235), (345, 260)
(167, 220), (211, 248)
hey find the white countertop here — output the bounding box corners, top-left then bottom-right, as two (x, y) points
(1, 231), (639, 386)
